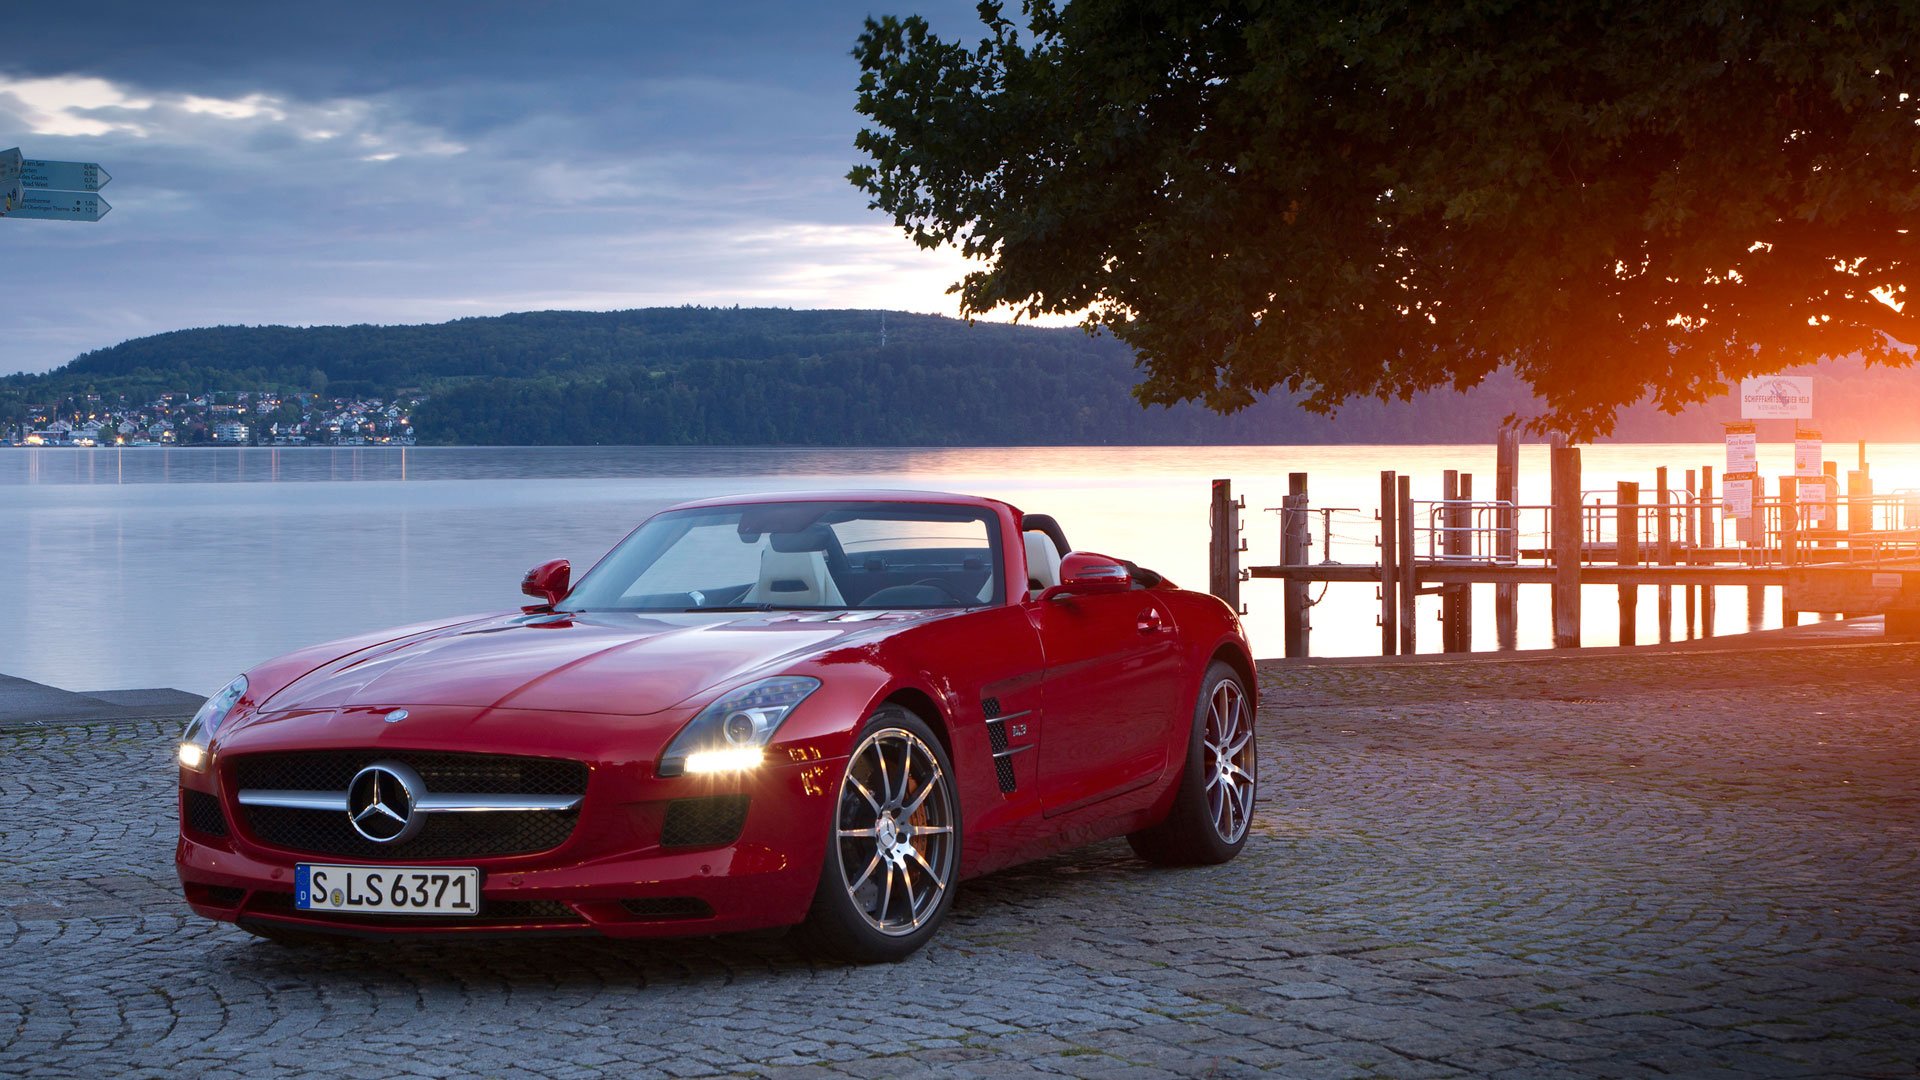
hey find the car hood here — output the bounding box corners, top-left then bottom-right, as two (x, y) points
(252, 609), (949, 718)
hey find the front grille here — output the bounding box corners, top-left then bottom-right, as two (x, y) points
(182, 789), (229, 837)
(620, 897), (714, 921)
(231, 750), (586, 796)
(228, 749), (588, 860)
(242, 804), (577, 859)
(660, 795), (750, 848)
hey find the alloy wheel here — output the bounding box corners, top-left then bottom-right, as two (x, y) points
(834, 726), (956, 936)
(1203, 680), (1255, 844)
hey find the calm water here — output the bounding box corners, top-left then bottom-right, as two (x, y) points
(6, 443), (1917, 695)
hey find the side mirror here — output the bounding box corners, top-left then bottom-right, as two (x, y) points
(521, 559), (571, 611)
(1039, 552), (1132, 601)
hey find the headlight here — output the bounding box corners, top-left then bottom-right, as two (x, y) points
(177, 675), (247, 771)
(658, 676), (821, 777)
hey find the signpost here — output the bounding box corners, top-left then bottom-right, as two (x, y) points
(19, 159), (111, 192)
(0, 148), (19, 215)
(4, 189), (111, 221)
(0, 148), (112, 222)
(1739, 376), (1814, 419)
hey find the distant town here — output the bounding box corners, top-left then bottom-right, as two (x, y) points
(2, 391), (423, 447)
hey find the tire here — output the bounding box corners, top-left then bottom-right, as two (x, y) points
(1128, 661), (1256, 866)
(797, 705), (962, 963)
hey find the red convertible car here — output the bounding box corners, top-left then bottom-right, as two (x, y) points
(176, 491), (1258, 961)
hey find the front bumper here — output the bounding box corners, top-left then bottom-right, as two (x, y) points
(177, 750), (844, 939)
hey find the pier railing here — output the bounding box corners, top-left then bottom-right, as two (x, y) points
(1220, 438), (1920, 658)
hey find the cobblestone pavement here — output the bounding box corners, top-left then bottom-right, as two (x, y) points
(3, 643), (1917, 1078)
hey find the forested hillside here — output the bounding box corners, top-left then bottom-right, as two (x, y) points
(4, 307), (1915, 444)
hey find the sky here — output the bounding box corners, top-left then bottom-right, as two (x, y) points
(0, 0), (1015, 375)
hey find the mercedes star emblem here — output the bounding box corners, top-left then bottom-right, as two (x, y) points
(346, 760), (427, 844)
(384, 709), (409, 724)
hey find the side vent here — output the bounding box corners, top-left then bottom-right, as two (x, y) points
(980, 697), (1026, 795)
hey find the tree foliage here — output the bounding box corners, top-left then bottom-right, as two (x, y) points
(851, 0), (1920, 437)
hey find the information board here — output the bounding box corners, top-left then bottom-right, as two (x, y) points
(1740, 376), (1814, 419)
(1795, 427), (1823, 478)
(1725, 422), (1758, 475)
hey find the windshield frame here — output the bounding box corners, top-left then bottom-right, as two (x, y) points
(558, 499), (1009, 613)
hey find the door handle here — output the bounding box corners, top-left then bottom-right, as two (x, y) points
(1137, 609), (1164, 634)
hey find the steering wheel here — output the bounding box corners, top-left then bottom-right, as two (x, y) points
(907, 578), (974, 606)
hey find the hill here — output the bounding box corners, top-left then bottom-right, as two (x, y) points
(3, 307), (1915, 444)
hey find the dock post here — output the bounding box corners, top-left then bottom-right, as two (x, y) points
(1208, 479), (1242, 613)
(1551, 445), (1582, 648)
(1398, 475), (1417, 654)
(1700, 466), (1716, 638)
(1617, 481), (1640, 647)
(1780, 476), (1799, 626)
(1746, 475), (1765, 631)
(1379, 471), (1398, 656)
(1453, 473), (1473, 651)
(1848, 467), (1873, 535)
(1441, 470), (1462, 652)
(1495, 429), (1519, 651)
(1656, 467), (1673, 644)
(1684, 468), (1698, 639)
(1282, 473), (1310, 658)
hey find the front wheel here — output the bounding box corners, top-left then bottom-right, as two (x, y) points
(1128, 662), (1256, 866)
(797, 706), (961, 962)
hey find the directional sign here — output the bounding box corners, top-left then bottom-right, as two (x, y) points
(2, 188), (111, 222)
(0, 148), (20, 184)
(21, 159), (111, 192)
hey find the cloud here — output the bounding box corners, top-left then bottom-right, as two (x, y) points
(0, 1), (1063, 377)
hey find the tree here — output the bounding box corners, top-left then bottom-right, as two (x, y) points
(851, 1), (1920, 437)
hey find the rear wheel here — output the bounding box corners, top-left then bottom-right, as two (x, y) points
(797, 706), (961, 962)
(1128, 662), (1256, 866)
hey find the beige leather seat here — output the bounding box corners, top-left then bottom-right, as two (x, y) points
(1024, 531), (1063, 596)
(745, 548), (845, 607)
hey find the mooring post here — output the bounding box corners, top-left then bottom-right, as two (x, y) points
(1551, 445), (1582, 648)
(1452, 473), (1474, 651)
(1379, 470), (1398, 656)
(1848, 467), (1873, 535)
(1495, 429), (1519, 650)
(1208, 478), (1242, 612)
(1282, 472), (1310, 658)
(1617, 481), (1640, 647)
(1780, 475), (1799, 626)
(1684, 468), (1698, 639)
(1398, 475), (1417, 654)
(1441, 470), (1461, 651)
(1656, 467), (1673, 645)
(1700, 465), (1716, 638)
(1746, 474), (1765, 632)
(1823, 460), (1839, 549)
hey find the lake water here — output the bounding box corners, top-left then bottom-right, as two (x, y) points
(6, 443), (1917, 695)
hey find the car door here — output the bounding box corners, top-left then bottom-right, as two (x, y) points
(1028, 588), (1183, 817)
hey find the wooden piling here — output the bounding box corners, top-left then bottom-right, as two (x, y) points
(1495, 430), (1519, 651)
(1551, 445), (1582, 648)
(1440, 470), (1463, 652)
(1379, 471), (1398, 656)
(1700, 466), (1716, 638)
(1656, 468), (1673, 645)
(1452, 473), (1473, 651)
(1617, 481), (1640, 647)
(1397, 475), (1417, 654)
(1746, 474), (1765, 632)
(1683, 468), (1698, 639)
(1780, 476), (1799, 626)
(1282, 473), (1310, 658)
(1208, 479), (1242, 612)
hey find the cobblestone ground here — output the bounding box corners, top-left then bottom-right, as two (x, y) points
(3, 643), (1917, 1079)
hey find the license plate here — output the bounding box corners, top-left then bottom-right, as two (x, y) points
(295, 864), (480, 916)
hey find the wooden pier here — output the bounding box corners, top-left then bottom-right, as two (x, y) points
(1214, 439), (1920, 657)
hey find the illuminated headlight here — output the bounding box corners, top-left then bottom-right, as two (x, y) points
(177, 675), (247, 772)
(659, 676), (821, 777)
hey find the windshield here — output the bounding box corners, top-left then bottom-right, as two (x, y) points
(562, 501), (1005, 612)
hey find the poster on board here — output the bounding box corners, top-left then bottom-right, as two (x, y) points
(1722, 475), (1755, 519)
(1798, 477), (1829, 528)
(1725, 422), (1758, 475)
(1795, 427), (1823, 478)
